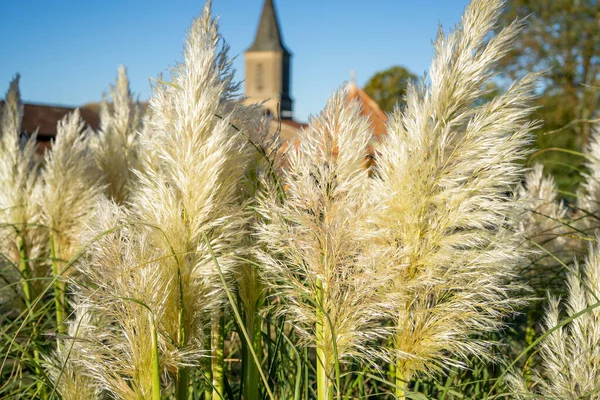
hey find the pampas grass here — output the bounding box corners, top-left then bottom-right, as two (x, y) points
(45, 301), (102, 400)
(129, 2), (257, 396)
(578, 126), (600, 235)
(40, 110), (104, 335)
(519, 164), (570, 252)
(0, 76), (48, 394)
(517, 164), (579, 292)
(510, 240), (600, 399)
(256, 89), (389, 399)
(371, 0), (538, 395)
(0, 75), (46, 304)
(73, 198), (166, 399)
(5, 0), (590, 398)
(41, 110), (103, 264)
(93, 66), (142, 205)
(68, 2), (259, 398)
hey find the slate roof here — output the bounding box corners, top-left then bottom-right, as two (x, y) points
(247, 0), (290, 54)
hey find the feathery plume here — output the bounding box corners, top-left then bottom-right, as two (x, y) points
(40, 110), (104, 264)
(1, 75), (24, 145)
(93, 65), (142, 205)
(45, 301), (102, 400)
(372, 0), (538, 392)
(519, 164), (569, 247)
(39, 109), (104, 334)
(517, 164), (578, 292)
(0, 75), (47, 300)
(235, 112), (277, 400)
(72, 2), (256, 395)
(131, 0), (252, 349)
(577, 125), (600, 235)
(0, 75), (47, 393)
(75, 198), (169, 399)
(511, 240), (600, 399)
(256, 89), (388, 398)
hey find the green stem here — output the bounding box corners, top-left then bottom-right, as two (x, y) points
(315, 278), (332, 400)
(50, 233), (67, 338)
(177, 367), (189, 400)
(395, 359), (407, 400)
(150, 312), (161, 400)
(176, 265), (188, 400)
(203, 339), (212, 400)
(18, 235), (33, 307)
(211, 310), (225, 399)
(303, 347), (309, 400)
(524, 310), (536, 386)
(18, 235), (44, 395)
(243, 296), (263, 400)
(202, 232), (275, 400)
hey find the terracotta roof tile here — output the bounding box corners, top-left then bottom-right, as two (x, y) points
(347, 81), (388, 140)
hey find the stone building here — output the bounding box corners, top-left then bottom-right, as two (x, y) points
(244, 0), (292, 120)
(244, 0), (307, 142)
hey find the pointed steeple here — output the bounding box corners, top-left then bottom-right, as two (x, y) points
(244, 0), (293, 119)
(247, 0), (289, 54)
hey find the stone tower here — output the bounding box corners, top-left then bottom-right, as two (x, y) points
(244, 0), (293, 119)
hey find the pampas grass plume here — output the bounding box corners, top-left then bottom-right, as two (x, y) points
(578, 126), (600, 234)
(69, 1), (257, 396)
(0, 75), (47, 295)
(511, 240), (600, 399)
(256, 89), (389, 397)
(41, 110), (104, 263)
(372, 0), (538, 391)
(93, 65), (142, 204)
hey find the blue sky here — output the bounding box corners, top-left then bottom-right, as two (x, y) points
(0, 0), (470, 122)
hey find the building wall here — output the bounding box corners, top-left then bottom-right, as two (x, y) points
(244, 51), (292, 118)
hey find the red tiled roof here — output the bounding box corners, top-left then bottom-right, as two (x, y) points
(277, 83), (388, 172)
(347, 81), (388, 140)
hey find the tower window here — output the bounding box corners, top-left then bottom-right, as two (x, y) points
(257, 63), (264, 91)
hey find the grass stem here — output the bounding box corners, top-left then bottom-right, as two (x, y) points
(316, 278), (333, 400)
(202, 232), (275, 400)
(17, 234), (44, 396)
(49, 233), (66, 339)
(211, 310), (225, 399)
(176, 263), (188, 400)
(150, 312), (161, 400)
(242, 295), (263, 400)
(395, 359), (406, 400)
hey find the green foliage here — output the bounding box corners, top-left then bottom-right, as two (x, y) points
(363, 65), (416, 112)
(498, 0), (600, 194)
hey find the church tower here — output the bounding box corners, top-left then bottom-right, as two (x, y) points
(244, 0), (293, 119)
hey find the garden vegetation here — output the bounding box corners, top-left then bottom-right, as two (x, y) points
(1, 0), (600, 398)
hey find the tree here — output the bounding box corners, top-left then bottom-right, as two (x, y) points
(363, 66), (416, 113)
(498, 0), (600, 192)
